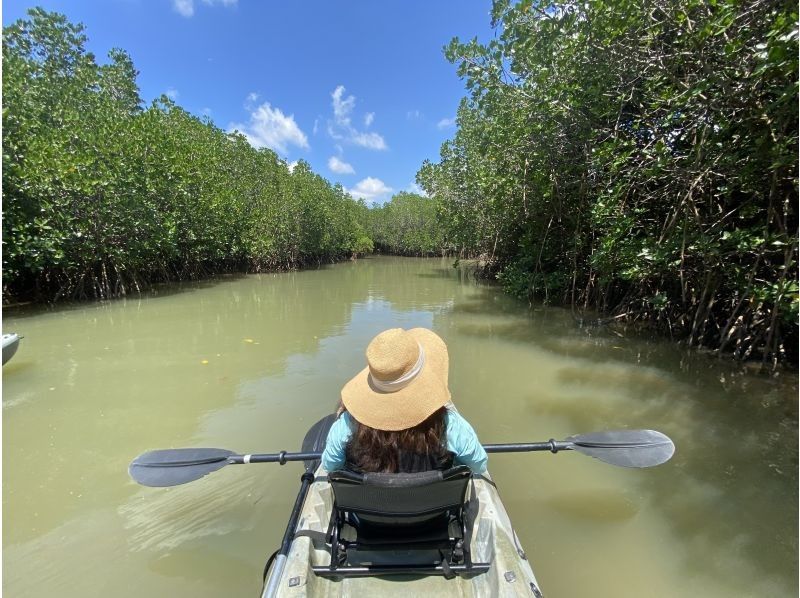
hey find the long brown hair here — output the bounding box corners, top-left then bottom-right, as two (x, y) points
(343, 406), (452, 473)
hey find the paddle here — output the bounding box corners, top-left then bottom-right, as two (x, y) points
(129, 428), (674, 488)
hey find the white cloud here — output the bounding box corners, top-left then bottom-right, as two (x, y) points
(312, 118), (319, 135)
(229, 99), (309, 154)
(328, 85), (387, 151)
(173, 0), (194, 16)
(200, 107), (212, 117)
(287, 160), (298, 173)
(332, 86), (356, 125)
(364, 112), (374, 127)
(407, 109), (422, 120)
(165, 87), (179, 100)
(174, 0), (237, 17)
(246, 92), (259, 106)
(328, 156), (355, 175)
(406, 182), (427, 196)
(437, 117), (456, 129)
(347, 177), (393, 203)
(350, 131), (387, 150)
(327, 123), (341, 140)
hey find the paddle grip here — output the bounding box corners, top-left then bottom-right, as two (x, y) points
(230, 442), (576, 466)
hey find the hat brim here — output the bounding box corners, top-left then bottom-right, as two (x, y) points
(341, 328), (450, 431)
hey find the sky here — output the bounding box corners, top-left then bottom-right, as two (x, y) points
(3, 0), (497, 204)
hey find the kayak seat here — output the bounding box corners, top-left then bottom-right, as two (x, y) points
(312, 465), (491, 579)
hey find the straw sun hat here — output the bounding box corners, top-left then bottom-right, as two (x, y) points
(341, 328), (451, 432)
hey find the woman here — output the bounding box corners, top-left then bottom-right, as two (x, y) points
(321, 327), (487, 474)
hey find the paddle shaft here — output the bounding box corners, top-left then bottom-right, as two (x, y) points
(130, 429), (673, 488)
(486, 441), (572, 453)
(228, 441), (573, 466)
(228, 451), (323, 465)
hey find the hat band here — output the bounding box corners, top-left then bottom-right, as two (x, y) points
(369, 343), (426, 393)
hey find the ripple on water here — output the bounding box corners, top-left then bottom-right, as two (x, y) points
(118, 470), (260, 552)
(3, 390), (35, 410)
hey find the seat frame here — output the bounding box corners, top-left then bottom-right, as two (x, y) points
(311, 466), (491, 579)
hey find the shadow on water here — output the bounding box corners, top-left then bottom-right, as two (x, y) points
(3, 276), (243, 321)
(415, 267), (459, 279)
(538, 488), (641, 523)
(414, 263), (482, 285)
(437, 284), (797, 595)
(1, 359), (36, 376)
(451, 291), (799, 402)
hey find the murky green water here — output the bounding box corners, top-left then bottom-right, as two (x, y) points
(3, 256), (797, 597)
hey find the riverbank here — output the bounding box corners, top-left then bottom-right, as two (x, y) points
(452, 257), (798, 371)
(2, 252), (362, 305)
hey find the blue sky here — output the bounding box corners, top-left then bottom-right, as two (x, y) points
(3, 1), (496, 204)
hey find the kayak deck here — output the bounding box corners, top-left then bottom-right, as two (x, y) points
(267, 467), (543, 597)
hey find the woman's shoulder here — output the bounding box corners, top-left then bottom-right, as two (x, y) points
(444, 404), (467, 425)
(445, 406), (479, 436)
(326, 411), (355, 443)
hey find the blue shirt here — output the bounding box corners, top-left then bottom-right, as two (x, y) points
(321, 408), (488, 473)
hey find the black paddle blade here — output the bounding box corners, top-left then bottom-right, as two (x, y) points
(301, 414), (336, 472)
(129, 448), (236, 487)
(566, 430), (675, 468)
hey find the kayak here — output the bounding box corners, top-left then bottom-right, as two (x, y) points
(262, 464), (543, 597)
(129, 414), (673, 597)
(2, 333), (21, 365)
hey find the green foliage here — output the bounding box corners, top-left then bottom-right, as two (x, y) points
(421, 0), (798, 363)
(368, 192), (446, 256)
(2, 9), (373, 300)
(496, 260), (532, 300)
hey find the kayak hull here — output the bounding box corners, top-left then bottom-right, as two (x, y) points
(265, 466), (543, 597)
(2, 333), (20, 366)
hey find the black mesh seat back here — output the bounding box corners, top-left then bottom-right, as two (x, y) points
(330, 466), (471, 526)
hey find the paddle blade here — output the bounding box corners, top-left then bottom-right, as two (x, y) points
(566, 430), (675, 468)
(301, 414), (336, 472)
(129, 448), (236, 487)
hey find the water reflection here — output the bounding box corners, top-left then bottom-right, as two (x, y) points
(538, 488), (640, 523)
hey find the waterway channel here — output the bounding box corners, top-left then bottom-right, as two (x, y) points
(3, 256), (797, 597)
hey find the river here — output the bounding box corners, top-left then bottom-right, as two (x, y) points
(3, 256), (797, 597)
